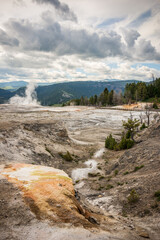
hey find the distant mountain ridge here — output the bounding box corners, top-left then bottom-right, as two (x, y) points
(0, 81), (28, 91)
(0, 80), (140, 105)
(0, 81), (52, 91)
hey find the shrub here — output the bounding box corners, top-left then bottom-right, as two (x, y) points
(105, 134), (117, 150)
(153, 102), (158, 109)
(123, 171), (129, 175)
(140, 123), (147, 130)
(154, 190), (160, 201)
(106, 184), (114, 190)
(127, 189), (139, 203)
(114, 170), (119, 176)
(117, 182), (124, 186)
(125, 130), (131, 139)
(151, 202), (158, 209)
(133, 165), (144, 172)
(107, 176), (112, 181)
(126, 139), (134, 149)
(118, 136), (134, 150)
(59, 151), (73, 161)
(105, 133), (134, 152)
(113, 144), (120, 151)
(99, 176), (105, 180)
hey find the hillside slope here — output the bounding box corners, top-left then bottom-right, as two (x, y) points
(14, 80), (139, 105)
(85, 118), (160, 239)
(0, 89), (14, 104)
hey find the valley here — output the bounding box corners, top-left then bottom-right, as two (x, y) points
(0, 104), (160, 239)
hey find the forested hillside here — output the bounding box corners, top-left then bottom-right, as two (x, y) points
(68, 78), (160, 107)
(0, 89), (14, 104)
(124, 78), (160, 102)
(12, 80), (138, 105)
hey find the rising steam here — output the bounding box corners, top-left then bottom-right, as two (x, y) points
(9, 82), (40, 106)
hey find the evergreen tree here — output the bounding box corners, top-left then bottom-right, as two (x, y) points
(108, 90), (114, 105)
(123, 118), (140, 141)
(93, 95), (98, 105)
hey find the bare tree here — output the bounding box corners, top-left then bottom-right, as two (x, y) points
(130, 112), (133, 120)
(113, 91), (118, 105)
(117, 91), (123, 105)
(139, 112), (143, 124)
(135, 90), (138, 103)
(145, 104), (152, 126)
(84, 96), (89, 106)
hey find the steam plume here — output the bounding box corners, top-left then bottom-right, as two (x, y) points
(9, 82), (39, 106)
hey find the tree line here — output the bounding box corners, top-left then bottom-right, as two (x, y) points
(66, 77), (160, 107)
(124, 77), (160, 103)
(67, 88), (123, 106)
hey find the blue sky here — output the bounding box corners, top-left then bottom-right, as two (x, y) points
(0, 0), (160, 83)
(132, 63), (160, 71)
(129, 9), (152, 27)
(97, 17), (124, 28)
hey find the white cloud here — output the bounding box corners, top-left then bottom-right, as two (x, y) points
(0, 0), (159, 83)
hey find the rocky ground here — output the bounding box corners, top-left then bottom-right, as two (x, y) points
(0, 104), (160, 240)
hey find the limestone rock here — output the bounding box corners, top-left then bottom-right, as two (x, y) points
(0, 163), (95, 227)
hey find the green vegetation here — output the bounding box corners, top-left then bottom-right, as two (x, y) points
(117, 182), (124, 186)
(107, 176), (112, 181)
(105, 134), (134, 151)
(66, 77), (160, 107)
(140, 123), (147, 130)
(118, 136), (134, 150)
(122, 118), (140, 142)
(105, 134), (117, 150)
(154, 190), (160, 201)
(106, 184), (114, 190)
(124, 77), (160, 103)
(133, 165), (144, 172)
(153, 102), (158, 109)
(114, 170), (119, 176)
(151, 202), (158, 209)
(127, 189), (139, 204)
(3, 78), (159, 106)
(97, 166), (102, 170)
(67, 86), (123, 107)
(123, 171), (129, 175)
(99, 176), (105, 180)
(0, 89), (14, 104)
(51, 104), (63, 107)
(59, 151), (73, 162)
(105, 117), (141, 151)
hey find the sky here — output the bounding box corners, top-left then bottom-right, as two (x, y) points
(0, 0), (160, 83)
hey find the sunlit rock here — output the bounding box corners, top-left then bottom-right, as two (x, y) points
(1, 163), (96, 227)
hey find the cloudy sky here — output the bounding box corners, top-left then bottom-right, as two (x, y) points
(0, 0), (160, 83)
